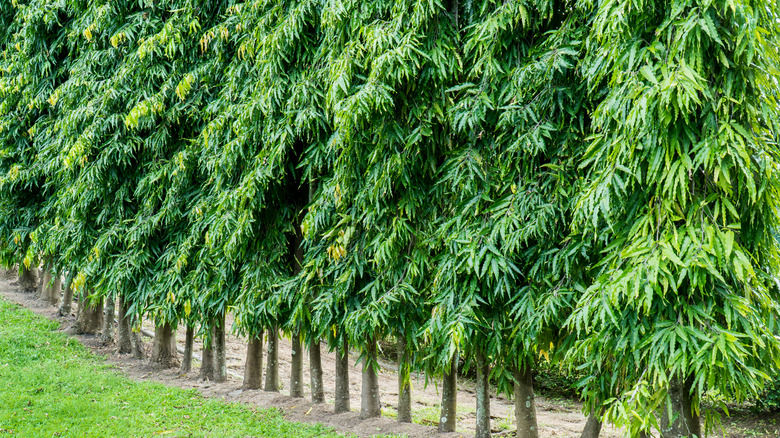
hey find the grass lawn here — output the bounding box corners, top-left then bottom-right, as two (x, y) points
(0, 298), (383, 438)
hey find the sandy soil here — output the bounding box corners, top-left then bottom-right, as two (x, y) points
(0, 273), (623, 438)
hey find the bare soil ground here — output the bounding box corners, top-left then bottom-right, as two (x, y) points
(2, 273), (778, 438)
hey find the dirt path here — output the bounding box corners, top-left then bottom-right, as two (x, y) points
(0, 275), (620, 438)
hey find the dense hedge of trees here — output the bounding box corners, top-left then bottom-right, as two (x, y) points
(1, 1), (779, 437)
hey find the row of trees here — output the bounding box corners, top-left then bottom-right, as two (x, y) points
(2, 0), (779, 437)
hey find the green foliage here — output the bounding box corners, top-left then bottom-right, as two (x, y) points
(755, 377), (780, 413)
(564, 0), (780, 433)
(0, 0), (779, 434)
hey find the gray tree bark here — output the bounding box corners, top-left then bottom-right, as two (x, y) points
(214, 314), (227, 383)
(514, 362), (539, 438)
(75, 293), (103, 335)
(360, 336), (381, 419)
(39, 263), (60, 306)
(130, 316), (145, 359)
(100, 297), (115, 345)
(243, 332), (264, 390)
(150, 322), (179, 368)
(264, 327), (279, 392)
(101, 296), (115, 344)
(116, 295), (133, 354)
(475, 350), (491, 438)
(180, 325), (195, 374)
(59, 277), (74, 317)
(397, 335), (412, 423)
(580, 412), (602, 438)
(438, 353), (458, 432)
(290, 330), (304, 397)
(18, 265), (38, 293)
(199, 325), (216, 381)
(309, 338), (324, 403)
(116, 294), (144, 359)
(661, 376), (701, 438)
(334, 337), (351, 413)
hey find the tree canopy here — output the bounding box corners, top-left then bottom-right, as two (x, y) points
(1, 0), (778, 436)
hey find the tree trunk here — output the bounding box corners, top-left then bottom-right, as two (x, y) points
(661, 376), (701, 438)
(180, 325), (195, 374)
(264, 327), (279, 392)
(101, 296), (115, 344)
(199, 325), (216, 381)
(475, 350), (491, 438)
(150, 322), (179, 368)
(243, 332), (264, 390)
(59, 278), (74, 317)
(310, 338), (324, 403)
(39, 263), (60, 306)
(439, 353), (458, 433)
(514, 362), (538, 438)
(580, 412), (602, 438)
(334, 337), (351, 413)
(397, 335), (412, 423)
(214, 314), (227, 383)
(361, 336), (381, 419)
(116, 295), (133, 354)
(18, 265), (38, 293)
(131, 328), (145, 359)
(35, 266), (47, 300)
(118, 296), (144, 360)
(290, 330), (304, 397)
(75, 294), (104, 335)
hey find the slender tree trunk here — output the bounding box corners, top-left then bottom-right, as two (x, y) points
(101, 296), (115, 344)
(439, 353), (458, 432)
(310, 338), (324, 403)
(18, 265), (38, 293)
(243, 332), (264, 390)
(334, 337), (351, 413)
(129, 313), (145, 360)
(302, 175), (325, 403)
(290, 330), (304, 397)
(39, 263), (60, 306)
(59, 277), (74, 317)
(199, 325), (216, 381)
(580, 412), (602, 438)
(180, 325), (195, 374)
(116, 295), (133, 354)
(475, 350), (491, 438)
(264, 327), (279, 392)
(118, 298), (144, 360)
(397, 335), (412, 423)
(661, 376), (701, 438)
(514, 362), (538, 438)
(288, 195), (306, 398)
(75, 294), (104, 335)
(150, 322), (179, 368)
(214, 314), (227, 383)
(361, 336), (381, 419)
(35, 265), (47, 300)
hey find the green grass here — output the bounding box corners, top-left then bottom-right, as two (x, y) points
(0, 299), (394, 438)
